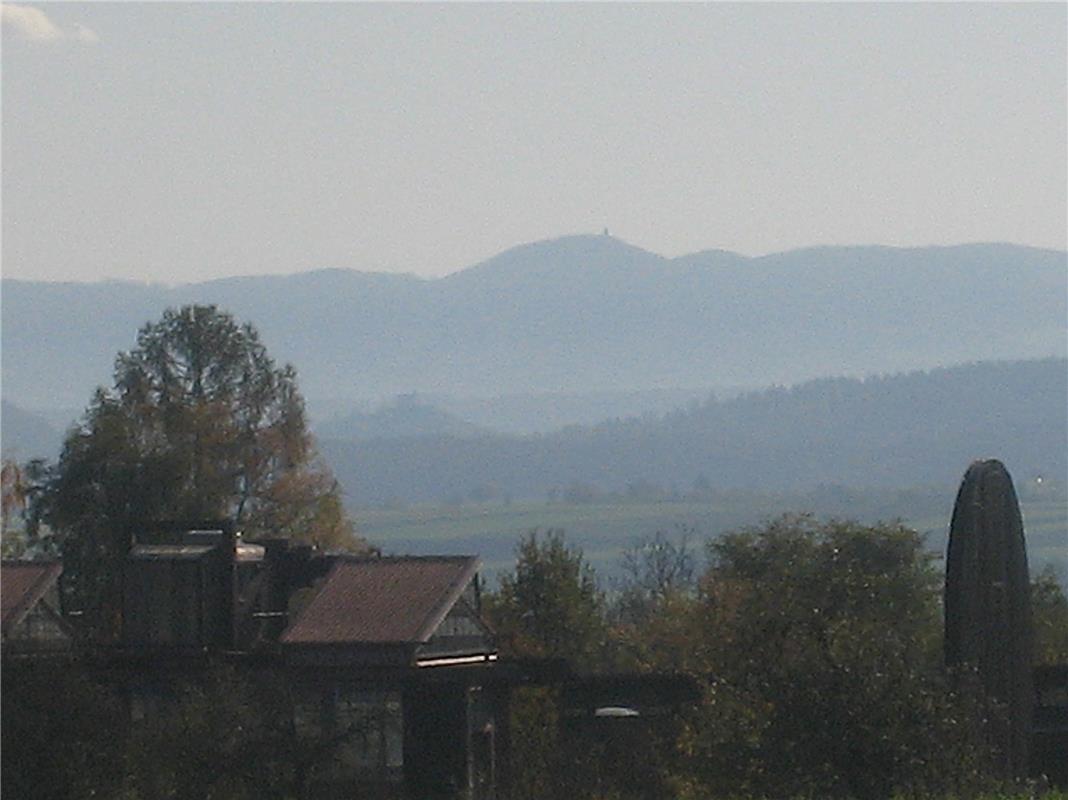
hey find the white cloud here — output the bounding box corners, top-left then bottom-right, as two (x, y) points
(71, 22), (98, 44)
(2, 3), (97, 43)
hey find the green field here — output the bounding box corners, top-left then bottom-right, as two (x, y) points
(355, 486), (1067, 583)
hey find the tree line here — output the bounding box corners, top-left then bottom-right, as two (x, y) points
(487, 523), (1068, 800)
(319, 358), (1067, 505)
(7, 520), (1065, 799)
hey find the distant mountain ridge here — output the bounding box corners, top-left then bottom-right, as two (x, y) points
(0, 400), (61, 461)
(3, 237), (1065, 416)
(319, 358), (1068, 505)
(317, 395), (485, 442)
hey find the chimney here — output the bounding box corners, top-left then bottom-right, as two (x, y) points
(176, 519), (238, 649)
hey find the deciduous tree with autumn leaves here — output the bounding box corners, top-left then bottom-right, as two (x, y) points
(30, 305), (364, 637)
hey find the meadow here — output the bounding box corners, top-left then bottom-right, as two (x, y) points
(356, 484), (1067, 583)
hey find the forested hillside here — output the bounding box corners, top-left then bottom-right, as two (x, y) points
(3, 237), (1064, 415)
(321, 359), (1067, 505)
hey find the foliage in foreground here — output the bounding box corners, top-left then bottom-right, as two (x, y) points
(1, 661), (384, 800)
(1032, 564), (1068, 665)
(674, 518), (991, 799)
(4, 517), (1065, 800)
(486, 529), (609, 671)
(485, 517), (1067, 800)
(1, 660), (128, 800)
(22, 305), (363, 638)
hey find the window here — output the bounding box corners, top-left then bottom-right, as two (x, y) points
(329, 689), (404, 778)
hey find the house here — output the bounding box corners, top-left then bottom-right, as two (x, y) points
(280, 555), (496, 667)
(0, 559), (71, 654)
(113, 526), (543, 799)
(277, 555), (504, 797)
(3, 528), (692, 799)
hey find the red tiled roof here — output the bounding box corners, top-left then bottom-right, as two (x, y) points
(1, 560), (62, 636)
(281, 556), (480, 645)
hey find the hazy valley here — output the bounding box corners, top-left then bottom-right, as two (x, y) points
(4, 236), (1065, 579)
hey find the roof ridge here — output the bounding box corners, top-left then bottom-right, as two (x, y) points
(331, 554), (478, 564)
(1, 561), (63, 635)
(278, 561), (344, 644)
(279, 556), (483, 647)
(412, 557), (482, 643)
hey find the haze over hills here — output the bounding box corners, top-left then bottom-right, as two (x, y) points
(3, 237), (1065, 422)
(0, 400), (62, 462)
(316, 394), (486, 442)
(320, 358), (1067, 507)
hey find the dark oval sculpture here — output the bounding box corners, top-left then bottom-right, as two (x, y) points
(945, 459), (1032, 779)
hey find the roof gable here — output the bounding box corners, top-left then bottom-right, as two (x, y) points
(1, 560), (63, 636)
(280, 556), (481, 646)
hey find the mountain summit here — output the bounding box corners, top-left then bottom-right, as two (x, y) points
(445, 234), (668, 283)
(3, 239), (1065, 413)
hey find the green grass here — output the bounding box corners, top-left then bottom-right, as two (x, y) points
(914, 493), (1067, 578)
(355, 487), (1067, 582)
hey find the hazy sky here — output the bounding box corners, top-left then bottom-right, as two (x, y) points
(3, 2), (1065, 283)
